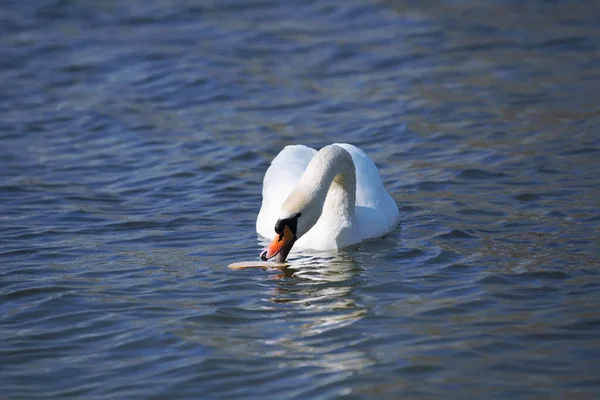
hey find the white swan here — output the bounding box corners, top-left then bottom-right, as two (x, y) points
(257, 143), (400, 262)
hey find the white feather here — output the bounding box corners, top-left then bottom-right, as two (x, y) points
(256, 143), (399, 251)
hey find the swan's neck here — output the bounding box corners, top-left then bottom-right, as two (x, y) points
(281, 145), (359, 248)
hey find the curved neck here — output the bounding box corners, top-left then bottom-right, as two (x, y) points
(281, 145), (357, 240)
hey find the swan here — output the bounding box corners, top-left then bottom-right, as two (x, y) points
(257, 143), (400, 262)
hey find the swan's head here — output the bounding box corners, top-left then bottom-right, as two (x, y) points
(260, 195), (322, 262)
(259, 213), (301, 263)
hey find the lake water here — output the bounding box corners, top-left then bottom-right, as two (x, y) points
(2, 0), (600, 398)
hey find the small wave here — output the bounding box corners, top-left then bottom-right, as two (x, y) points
(436, 229), (477, 239)
(457, 169), (508, 180)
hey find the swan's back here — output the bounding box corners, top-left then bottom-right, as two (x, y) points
(256, 145), (316, 238)
(334, 144), (400, 239)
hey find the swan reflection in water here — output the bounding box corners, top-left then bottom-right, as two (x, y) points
(261, 249), (377, 373)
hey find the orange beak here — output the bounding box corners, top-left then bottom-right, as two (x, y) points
(260, 225), (296, 262)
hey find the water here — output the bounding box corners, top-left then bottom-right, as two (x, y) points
(2, 0), (600, 398)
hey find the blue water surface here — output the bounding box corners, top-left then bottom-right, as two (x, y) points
(1, 0), (600, 398)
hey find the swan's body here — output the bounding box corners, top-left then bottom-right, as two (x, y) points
(257, 144), (399, 259)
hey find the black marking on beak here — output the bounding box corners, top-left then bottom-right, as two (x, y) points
(274, 214), (300, 235)
(275, 236), (296, 263)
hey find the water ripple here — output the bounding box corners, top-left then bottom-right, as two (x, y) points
(1, 0), (600, 398)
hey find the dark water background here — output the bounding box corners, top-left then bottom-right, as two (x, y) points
(2, 0), (600, 398)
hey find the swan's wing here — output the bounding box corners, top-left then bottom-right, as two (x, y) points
(334, 143), (400, 239)
(256, 145), (317, 238)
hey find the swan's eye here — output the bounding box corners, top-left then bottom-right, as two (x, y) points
(296, 213), (302, 218)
